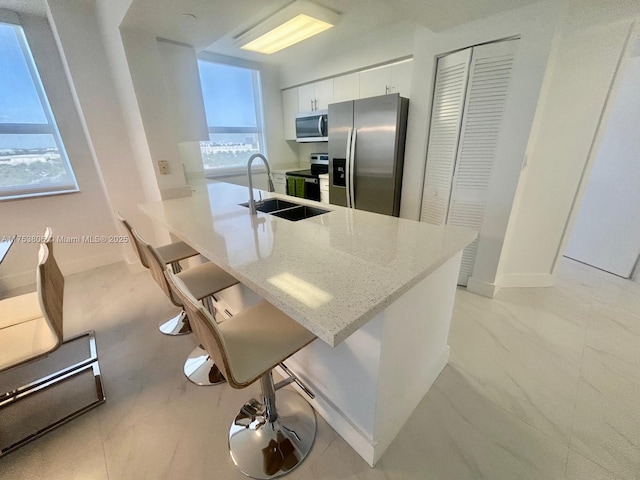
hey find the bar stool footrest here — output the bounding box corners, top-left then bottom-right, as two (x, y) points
(276, 362), (314, 399)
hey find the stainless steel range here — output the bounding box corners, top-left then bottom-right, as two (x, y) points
(285, 154), (329, 201)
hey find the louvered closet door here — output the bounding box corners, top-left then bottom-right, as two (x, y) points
(448, 40), (518, 285)
(420, 48), (472, 225)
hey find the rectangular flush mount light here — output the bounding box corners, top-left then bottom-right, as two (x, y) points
(234, 1), (340, 55)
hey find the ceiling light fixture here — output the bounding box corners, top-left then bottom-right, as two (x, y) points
(233, 1), (340, 55)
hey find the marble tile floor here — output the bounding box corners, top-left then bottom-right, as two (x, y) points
(0, 257), (638, 479)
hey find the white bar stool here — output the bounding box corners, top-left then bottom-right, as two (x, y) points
(115, 212), (199, 336)
(134, 229), (239, 386)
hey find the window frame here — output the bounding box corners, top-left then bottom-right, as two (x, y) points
(0, 15), (79, 201)
(196, 57), (268, 177)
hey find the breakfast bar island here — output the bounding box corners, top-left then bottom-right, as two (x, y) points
(140, 181), (475, 466)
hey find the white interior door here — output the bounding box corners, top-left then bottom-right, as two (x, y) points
(448, 40), (518, 285)
(420, 48), (472, 226)
(420, 40), (518, 286)
(564, 54), (640, 278)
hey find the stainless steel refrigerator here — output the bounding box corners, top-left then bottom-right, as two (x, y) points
(328, 93), (409, 216)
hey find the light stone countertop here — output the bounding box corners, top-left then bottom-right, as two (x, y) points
(140, 181), (476, 346)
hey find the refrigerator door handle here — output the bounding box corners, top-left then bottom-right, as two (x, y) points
(345, 127), (353, 208)
(349, 128), (357, 209)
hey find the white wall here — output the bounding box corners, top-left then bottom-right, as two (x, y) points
(500, 13), (640, 286)
(157, 39), (209, 144)
(156, 40), (211, 183)
(0, 12), (120, 295)
(120, 27), (190, 198)
(45, 0), (162, 265)
(297, 142), (328, 166)
(410, 1), (561, 297)
(563, 53), (640, 277)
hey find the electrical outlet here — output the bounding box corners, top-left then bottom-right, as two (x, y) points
(158, 160), (170, 175)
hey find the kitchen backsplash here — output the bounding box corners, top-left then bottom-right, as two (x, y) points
(298, 142), (328, 166)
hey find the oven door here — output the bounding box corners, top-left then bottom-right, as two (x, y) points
(286, 175), (321, 201)
(296, 111), (328, 142)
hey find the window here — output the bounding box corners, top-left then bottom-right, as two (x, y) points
(0, 19), (77, 200)
(197, 60), (266, 173)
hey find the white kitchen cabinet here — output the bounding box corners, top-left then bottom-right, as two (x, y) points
(390, 60), (413, 98)
(282, 60), (412, 143)
(298, 83), (316, 112)
(359, 60), (413, 99)
(298, 80), (333, 112)
(333, 72), (360, 103)
(272, 172), (287, 195)
(314, 79), (333, 110)
(282, 88), (298, 141)
(359, 65), (392, 98)
(319, 173), (329, 204)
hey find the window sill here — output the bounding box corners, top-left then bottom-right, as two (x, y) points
(0, 186), (80, 202)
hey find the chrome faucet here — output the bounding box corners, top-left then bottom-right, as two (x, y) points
(247, 153), (275, 215)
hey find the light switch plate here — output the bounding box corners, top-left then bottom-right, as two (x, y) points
(158, 160), (170, 175)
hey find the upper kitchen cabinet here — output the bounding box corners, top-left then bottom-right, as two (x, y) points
(298, 79), (334, 112)
(390, 60), (413, 97)
(359, 65), (392, 98)
(314, 79), (334, 110)
(282, 88), (298, 141)
(281, 60), (413, 141)
(333, 72), (360, 103)
(359, 60), (413, 99)
(297, 83), (315, 112)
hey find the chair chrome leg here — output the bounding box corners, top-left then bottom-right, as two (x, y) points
(229, 372), (316, 479)
(158, 310), (192, 336)
(183, 345), (225, 386)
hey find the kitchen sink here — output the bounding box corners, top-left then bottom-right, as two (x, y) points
(239, 198), (330, 221)
(270, 205), (330, 222)
(238, 198), (300, 213)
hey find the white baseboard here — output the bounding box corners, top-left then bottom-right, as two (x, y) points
(501, 273), (555, 288)
(274, 364), (378, 466)
(276, 345), (450, 467)
(466, 276), (501, 298)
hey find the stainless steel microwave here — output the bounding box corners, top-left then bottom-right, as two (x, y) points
(295, 110), (328, 142)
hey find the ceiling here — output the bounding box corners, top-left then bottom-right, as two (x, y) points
(121, 0), (543, 65)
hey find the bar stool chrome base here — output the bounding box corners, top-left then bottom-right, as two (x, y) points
(158, 310), (192, 336)
(183, 345), (225, 385)
(229, 389), (316, 479)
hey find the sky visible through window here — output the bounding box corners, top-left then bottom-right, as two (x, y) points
(0, 24), (48, 139)
(198, 60), (257, 128)
(198, 60), (264, 170)
(0, 21), (77, 196)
